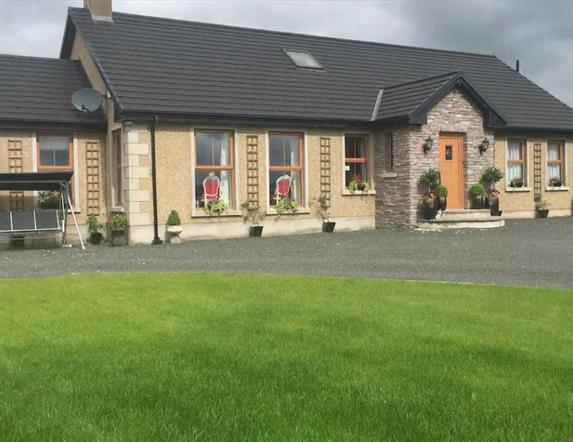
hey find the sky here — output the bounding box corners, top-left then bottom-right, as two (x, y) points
(1, 0), (572, 107)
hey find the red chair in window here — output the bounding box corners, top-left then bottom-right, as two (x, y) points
(201, 174), (220, 205)
(274, 174), (292, 202)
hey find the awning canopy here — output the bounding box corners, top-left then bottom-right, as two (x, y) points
(0, 172), (73, 191)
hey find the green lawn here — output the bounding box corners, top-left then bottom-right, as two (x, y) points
(0, 273), (572, 441)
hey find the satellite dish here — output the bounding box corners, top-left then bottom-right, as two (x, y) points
(71, 88), (103, 113)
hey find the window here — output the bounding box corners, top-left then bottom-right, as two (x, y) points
(111, 130), (123, 206)
(345, 135), (369, 188)
(283, 50), (323, 69)
(269, 133), (304, 206)
(194, 130), (235, 208)
(507, 140), (527, 186)
(385, 133), (394, 171)
(547, 141), (565, 186)
(38, 135), (72, 170)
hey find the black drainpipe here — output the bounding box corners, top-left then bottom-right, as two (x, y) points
(150, 114), (163, 245)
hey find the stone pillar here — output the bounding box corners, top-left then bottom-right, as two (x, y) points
(122, 125), (152, 243)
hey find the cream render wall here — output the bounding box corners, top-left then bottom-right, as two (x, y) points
(122, 125), (376, 243)
(495, 137), (573, 217)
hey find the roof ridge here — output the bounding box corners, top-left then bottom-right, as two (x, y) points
(68, 7), (498, 60)
(384, 71), (460, 90)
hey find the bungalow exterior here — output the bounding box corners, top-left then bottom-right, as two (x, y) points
(1, 0), (572, 245)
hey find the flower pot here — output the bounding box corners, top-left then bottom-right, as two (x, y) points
(249, 226), (263, 237)
(322, 221), (336, 233)
(537, 209), (549, 219)
(90, 232), (103, 245)
(111, 229), (127, 247)
(488, 197), (500, 216)
(421, 196), (437, 220)
(470, 196), (484, 209)
(437, 196), (447, 211)
(167, 224), (183, 244)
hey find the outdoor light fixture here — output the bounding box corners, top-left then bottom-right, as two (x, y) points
(424, 136), (434, 152)
(480, 138), (490, 154)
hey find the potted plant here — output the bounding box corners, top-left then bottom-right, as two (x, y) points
(418, 168), (440, 219)
(87, 214), (104, 245)
(203, 199), (226, 216)
(435, 185), (448, 211)
(535, 198), (550, 218)
(469, 184), (485, 209)
(348, 176), (370, 193)
(509, 178), (524, 188)
(315, 194), (335, 233)
(480, 167), (503, 215)
(241, 202), (266, 237)
(166, 210), (183, 244)
(486, 188), (502, 216)
(549, 177), (563, 187)
(38, 191), (60, 210)
(275, 197), (298, 218)
(110, 213), (128, 247)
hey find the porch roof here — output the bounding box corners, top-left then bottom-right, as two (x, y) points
(0, 172), (73, 192)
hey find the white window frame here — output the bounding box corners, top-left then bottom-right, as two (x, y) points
(546, 140), (567, 188)
(505, 139), (529, 191)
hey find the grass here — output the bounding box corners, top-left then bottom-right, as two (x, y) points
(0, 273), (572, 441)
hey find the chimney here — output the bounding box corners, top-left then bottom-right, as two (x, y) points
(84, 0), (113, 22)
(515, 60), (520, 73)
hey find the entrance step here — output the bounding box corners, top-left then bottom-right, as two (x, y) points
(437, 209), (492, 221)
(417, 210), (505, 231)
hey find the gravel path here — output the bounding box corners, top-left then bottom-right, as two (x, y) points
(1, 218), (572, 288)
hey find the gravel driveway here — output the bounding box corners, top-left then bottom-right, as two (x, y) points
(1, 218), (572, 288)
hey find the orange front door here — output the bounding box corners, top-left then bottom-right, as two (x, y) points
(439, 134), (464, 209)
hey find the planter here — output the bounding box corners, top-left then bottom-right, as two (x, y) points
(421, 196), (437, 220)
(249, 226), (263, 237)
(90, 232), (103, 245)
(488, 197), (500, 216)
(537, 209), (549, 219)
(437, 196), (447, 211)
(39, 202), (60, 210)
(111, 229), (127, 247)
(470, 196), (485, 209)
(167, 225), (183, 244)
(322, 221), (336, 233)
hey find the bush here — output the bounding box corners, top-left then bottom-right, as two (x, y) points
(481, 167), (504, 187)
(111, 214), (128, 231)
(240, 202), (265, 226)
(469, 184), (485, 197)
(167, 210), (181, 226)
(535, 198), (549, 211)
(203, 199), (226, 216)
(418, 169), (440, 191)
(549, 177), (563, 187)
(87, 214), (103, 234)
(275, 198), (298, 217)
(435, 185), (448, 198)
(510, 178), (524, 188)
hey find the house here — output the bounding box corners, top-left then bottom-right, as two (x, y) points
(1, 0), (572, 244)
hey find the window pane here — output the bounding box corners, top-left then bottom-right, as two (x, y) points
(270, 134), (300, 166)
(345, 162), (367, 187)
(507, 164), (523, 181)
(196, 132), (231, 166)
(269, 171), (302, 205)
(548, 164), (561, 180)
(508, 141), (522, 160)
(195, 170), (232, 208)
(355, 137), (367, 158)
(39, 136), (69, 167)
(284, 50), (322, 69)
(345, 138), (355, 158)
(548, 143), (561, 161)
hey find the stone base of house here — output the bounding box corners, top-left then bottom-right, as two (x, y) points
(501, 208), (572, 219)
(127, 215), (375, 245)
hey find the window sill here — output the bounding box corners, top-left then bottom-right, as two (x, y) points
(110, 206), (125, 213)
(380, 172), (397, 178)
(546, 186), (569, 192)
(266, 208), (310, 216)
(506, 187), (531, 192)
(342, 190), (376, 196)
(192, 209), (241, 219)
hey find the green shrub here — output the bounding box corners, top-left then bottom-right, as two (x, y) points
(469, 183), (485, 197)
(535, 198), (549, 211)
(480, 167), (504, 187)
(111, 214), (128, 231)
(275, 198), (298, 217)
(167, 210), (181, 226)
(435, 185), (448, 198)
(240, 202), (265, 226)
(203, 199), (226, 216)
(87, 214), (103, 234)
(418, 169), (440, 191)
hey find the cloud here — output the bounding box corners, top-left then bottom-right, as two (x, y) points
(0, 0), (572, 106)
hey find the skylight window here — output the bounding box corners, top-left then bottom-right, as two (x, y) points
(283, 50), (323, 69)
